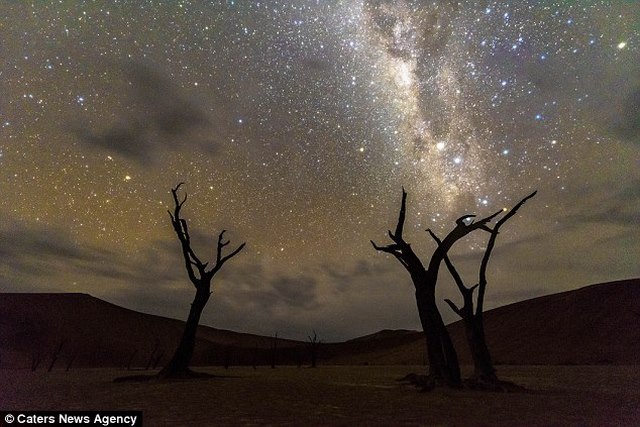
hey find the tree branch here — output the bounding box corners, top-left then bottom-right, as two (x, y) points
(168, 183), (246, 288)
(371, 240), (400, 254)
(168, 185), (200, 286)
(218, 242), (246, 267)
(426, 209), (503, 284)
(476, 191), (537, 315)
(393, 187), (407, 239)
(370, 189), (427, 280)
(426, 228), (470, 296)
(444, 299), (463, 317)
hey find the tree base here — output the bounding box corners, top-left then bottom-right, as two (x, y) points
(397, 372), (525, 393)
(464, 376), (526, 392)
(157, 367), (216, 379)
(114, 368), (221, 383)
(397, 373), (462, 391)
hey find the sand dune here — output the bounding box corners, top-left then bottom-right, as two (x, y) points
(1, 278), (638, 369)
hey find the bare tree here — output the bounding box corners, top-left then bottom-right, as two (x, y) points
(126, 348), (138, 370)
(307, 330), (322, 368)
(65, 349), (78, 372)
(145, 340), (160, 370)
(372, 188), (501, 389)
(436, 191), (536, 389)
(30, 352), (41, 371)
(159, 183), (245, 378)
(270, 332), (278, 369)
(152, 349), (164, 370)
(223, 346), (232, 370)
(47, 341), (64, 372)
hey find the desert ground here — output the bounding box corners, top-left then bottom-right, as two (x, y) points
(2, 365), (639, 426)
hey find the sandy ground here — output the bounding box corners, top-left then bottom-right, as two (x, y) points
(2, 365), (639, 426)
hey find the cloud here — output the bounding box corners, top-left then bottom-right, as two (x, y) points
(70, 61), (220, 164)
(217, 263), (321, 314)
(0, 219), (112, 275)
(0, 214), (189, 297)
(363, 0), (459, 60)
(562, 177), (640, 226)
(608, 87), (640, 144)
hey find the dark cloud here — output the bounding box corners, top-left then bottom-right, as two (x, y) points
(207, 257), (417, 340)
(217, 263), (320, 313)
(126, 62), (210, 134)
(0, 219), (112, 273)
(70, 120), (150, 162)
(70, 61), (219, 164)
(322, 258), (396, 293)
(0, 216), (187, 293)
(563, 177), (640, 226)
(572, 204), (640, 226)
(82, 243), (185, 286)
(608, 87), (640, 143)
(364, 0), (459, 60)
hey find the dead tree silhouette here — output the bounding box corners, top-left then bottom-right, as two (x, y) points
(47, 341), (64, 372)
(126, 348), (138, 370)
(435, 191), (536, 390)
(159, 183), (245, 378)
(65, 349), (78, 372)
(270, 332), (278, 369)
(145, 340), (160, 370)
(30, 352), (41, 371)
(372, 188), (501, 389)
(307, 330), (322, 368)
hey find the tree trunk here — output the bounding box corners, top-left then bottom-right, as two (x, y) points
(160, 289), (210, 377)
(416, 286), (462, 387)
(157, 183), (245, 380)
(465, 314), (497, 382)
(371, 188), (502, 390)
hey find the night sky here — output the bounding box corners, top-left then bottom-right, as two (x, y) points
(1, 1), (638, 341)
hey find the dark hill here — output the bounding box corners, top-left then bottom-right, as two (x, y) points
(1, 278), (638, 369)
(0, 293), (300, 369)
(325, 278), (640, 365)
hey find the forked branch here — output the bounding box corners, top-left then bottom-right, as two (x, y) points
(371, 188), (425, 277)
(169, 183), (246, 288)
(476, 191), (537, 315)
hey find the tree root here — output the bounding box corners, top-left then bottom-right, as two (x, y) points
(397, 372), (525, 393)
(114, 369), (226, 383)
(396, 373), (452, 392)
(463, 376), (526, 392)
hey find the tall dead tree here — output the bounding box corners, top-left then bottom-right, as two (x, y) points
(159, 183), (245, 378)
(436, 191), (536, 388)
(372, 188), (501, 388)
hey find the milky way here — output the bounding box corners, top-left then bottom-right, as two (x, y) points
(1, 1), (638, 339)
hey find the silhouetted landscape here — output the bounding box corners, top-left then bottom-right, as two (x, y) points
(2, 278), (638, 369)
(3, 1), (639, 425)
(2, 279), (640, 425)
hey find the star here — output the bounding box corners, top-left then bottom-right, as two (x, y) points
(0, 0), (637, 340)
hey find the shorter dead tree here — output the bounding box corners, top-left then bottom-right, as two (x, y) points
(65, 349), (78, 372)
(270, 332), (278, 369)
(47, 341), (64, 372)
(126, 349), (138, 371)
(307, 330), (322, 368)
(145, 340), (160, 371)
(159, 183), (245, 378)
(30, 352), (41, 371)
(435, 191), (536, 390)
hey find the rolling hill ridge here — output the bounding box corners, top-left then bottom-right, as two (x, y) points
(1, 278), (638, 369)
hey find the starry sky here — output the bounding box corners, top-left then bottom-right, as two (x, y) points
(1, 0), (639, 341)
